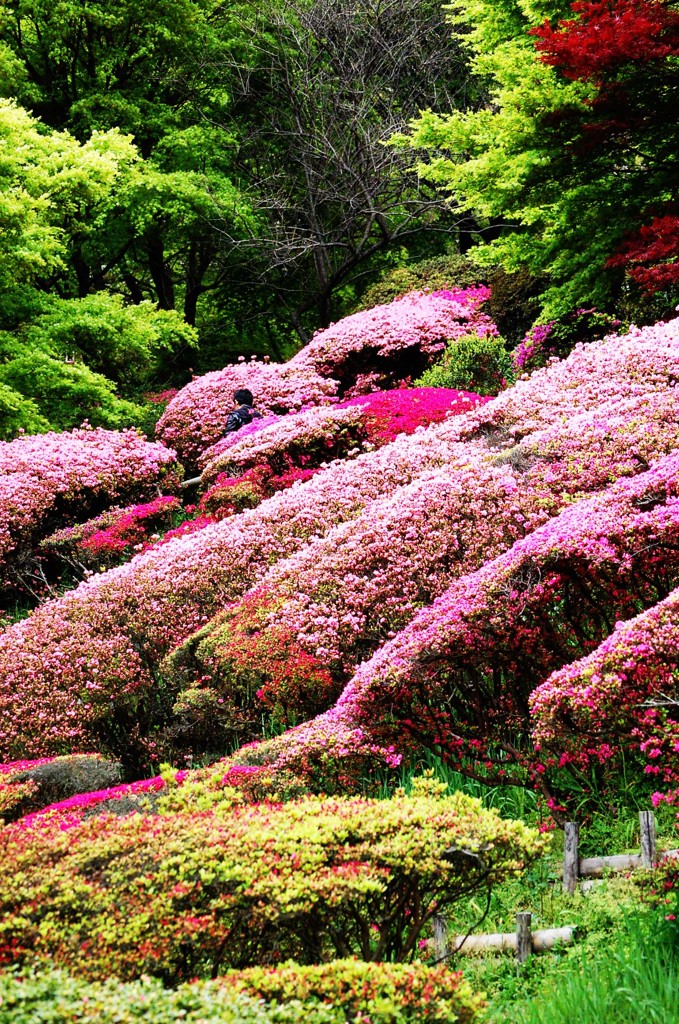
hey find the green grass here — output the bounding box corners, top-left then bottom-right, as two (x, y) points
(509, 917), (679, 1024)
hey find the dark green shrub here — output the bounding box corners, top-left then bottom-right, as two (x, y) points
(415, 332), (515, 396)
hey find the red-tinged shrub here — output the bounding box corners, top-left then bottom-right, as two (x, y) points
(607, 212), (679, 293)
(530, 585), (679, 805)
(0, 779), (545, 981)
(165, 589), (342, 746)
(531, 0), (679, 83)
(1, 320), (678, 767)
(42, 496), (181, 570)
(0, 427), (180, 595)
(214, 451), (679, 803)
(220, 960), (483, 1024)
(0, 754), (121, 823)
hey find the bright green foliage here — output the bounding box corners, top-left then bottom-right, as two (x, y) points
(0, 353), (144, 433)
(0, 970), (341, 1024)
(416, 332), (515, 395)
(21, 294), (196, 392)
(0, 383), (49, 438)
(398, 0), (665, 317)
(0, 778), (546, 981)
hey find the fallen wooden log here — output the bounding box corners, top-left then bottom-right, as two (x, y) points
(558, 848), (679, 879)
(449, 925), (576, 955)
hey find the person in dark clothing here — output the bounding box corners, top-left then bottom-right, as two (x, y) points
(225, 388), (264, 433)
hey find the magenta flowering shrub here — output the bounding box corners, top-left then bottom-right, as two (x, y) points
(530, 585), (679, 805)
(1, 318), (679, 766)
(42, 496), (181, 570)
(156, 362), (337, 469)
(0, 754), (121, 822)
(289, 287), (496, 393)
(0, 427), (180, 593)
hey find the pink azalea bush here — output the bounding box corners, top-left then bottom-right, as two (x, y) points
(200, 388), (486, 485)
(0, 427), (180, 592)
(156, 362), (337, 469)
(289, 287), (496, 392)
(1, 318), (679, 766)
(165, 374), (679, 739)
(157, 288), (495, 469)
(204, 453), (679, 800)
(530, 584), (679, 805)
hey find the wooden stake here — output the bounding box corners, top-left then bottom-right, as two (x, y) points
(639, 810), (657, 868)
(563, 822), (579, 894)
(516, 912), (532, 964)
(432, 914), (449, 961)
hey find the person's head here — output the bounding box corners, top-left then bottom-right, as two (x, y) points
(234, 388), (254, 407)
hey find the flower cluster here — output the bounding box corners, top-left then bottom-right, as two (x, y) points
(1, 318), (679, 766)
(0, 778), (544, 980)
(0, 427), (180, 590)
(156, 362), (337, 469)
(42, 496), (181, 568)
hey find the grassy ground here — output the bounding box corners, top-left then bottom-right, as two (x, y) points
(397, 754), (679, 1023)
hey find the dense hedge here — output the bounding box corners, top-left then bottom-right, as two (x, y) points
(0, 961), (483, 1024)
(0, 779), (544, 981)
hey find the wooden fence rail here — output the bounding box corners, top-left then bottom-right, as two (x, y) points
(431, 808), (677, 965)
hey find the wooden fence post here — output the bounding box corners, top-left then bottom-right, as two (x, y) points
(432, 914), (449, 961)
(639, 810), (657, 868)
(516, 912), (532, 964)
(563, 822), (580, 894)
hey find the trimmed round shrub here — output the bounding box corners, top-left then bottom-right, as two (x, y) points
(415, 333), (515, 396)
(0, 962), (483, 1024)
(0, 778), (545, 981)
(0, 970), (341, 1024)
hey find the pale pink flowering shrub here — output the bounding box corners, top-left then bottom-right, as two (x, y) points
(2, 318), (679, 765)
(289, 287), (496, 392)
(204, 450), (679, 797)
(156, 362), (337, 469)
(0, 427), (180, 591)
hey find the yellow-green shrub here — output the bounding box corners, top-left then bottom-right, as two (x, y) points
(0, 779), (546, 983)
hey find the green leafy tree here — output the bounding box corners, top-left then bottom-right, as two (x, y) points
(399, 0), (679, 319)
